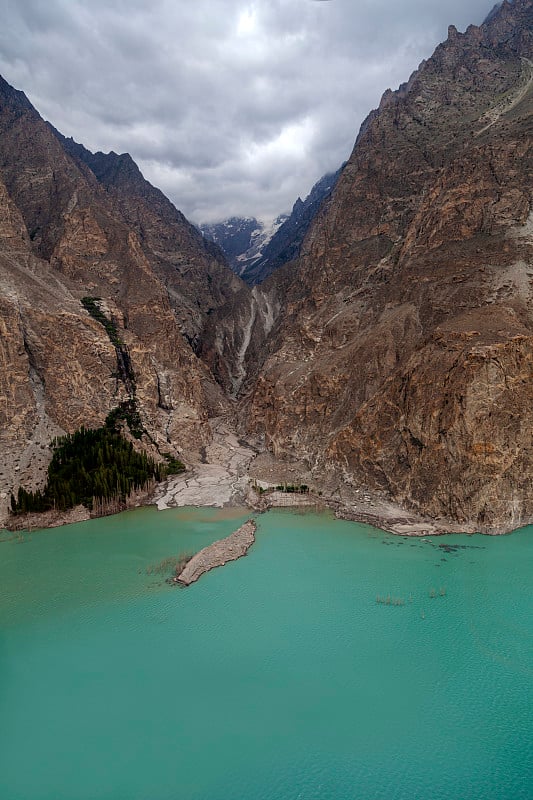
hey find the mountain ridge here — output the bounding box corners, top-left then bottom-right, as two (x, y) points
(200, 214), (288, 278)
(0, 77), (248, 524)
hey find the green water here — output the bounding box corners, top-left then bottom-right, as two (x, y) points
(0, 507), (532, 800)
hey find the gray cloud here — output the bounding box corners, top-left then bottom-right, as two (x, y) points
(0, 0), (494, 223)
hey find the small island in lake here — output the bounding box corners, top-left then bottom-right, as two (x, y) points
(175, 519), (257, 586)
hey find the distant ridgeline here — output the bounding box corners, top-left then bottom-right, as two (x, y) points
(10, 411), (185, 516)
(200, 166), (343, 286)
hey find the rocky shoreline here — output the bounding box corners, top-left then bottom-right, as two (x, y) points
(4, 504), (91, 532)
(152, 431), (499, 537)
(2, 420), (528, 537)
(173, 519), (256, 586)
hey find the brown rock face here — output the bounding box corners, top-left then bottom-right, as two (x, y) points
(0, 76), (244, 524)
(330, 320), (533, 532)
(247, 0), (533, 532)
(56, 136), (244, 348)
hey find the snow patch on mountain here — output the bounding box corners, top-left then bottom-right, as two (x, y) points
(200, 214), (288, 276)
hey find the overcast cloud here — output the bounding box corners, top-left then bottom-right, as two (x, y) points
(0, 0), (495, 223)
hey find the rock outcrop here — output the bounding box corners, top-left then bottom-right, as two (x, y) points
(246, 0), (533, 532)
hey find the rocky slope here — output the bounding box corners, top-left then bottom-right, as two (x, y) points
(246, 0), (533, 533)
(55, 133), (243, 350)
(0, 76), (246, 525)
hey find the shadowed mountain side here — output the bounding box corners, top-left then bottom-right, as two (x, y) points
(201, 168), (343, 287)
(240, 167), (344, 285)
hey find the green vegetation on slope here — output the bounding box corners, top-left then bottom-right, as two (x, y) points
(253, 482), (310, 495)
(105, 400), (144, 439)
(81, 296), (124, 347)
(10, 295), (187, 517)
(10, 417), (185, 516)
(81, 296), (136, 397)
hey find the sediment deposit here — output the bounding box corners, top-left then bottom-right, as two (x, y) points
(175, 519), (257, 586)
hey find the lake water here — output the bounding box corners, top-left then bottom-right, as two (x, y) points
(0, 507), (532, 800)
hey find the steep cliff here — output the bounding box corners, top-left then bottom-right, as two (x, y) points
(56, 134), (243, 348)
(0, 76), (242, 524)
(247, 0), (533, 532)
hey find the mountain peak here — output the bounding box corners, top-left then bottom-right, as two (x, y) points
(0, 73), (36, 114)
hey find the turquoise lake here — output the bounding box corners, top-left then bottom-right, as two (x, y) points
(0, 506), (532, 800)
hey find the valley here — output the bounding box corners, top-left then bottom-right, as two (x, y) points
(2, 0), (533, 535)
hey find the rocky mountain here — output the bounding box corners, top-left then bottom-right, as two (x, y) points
(239, 167), (343, 286)
(200, 215), (288, 279)
(201, 168), (342, 286)
(246, 0), (533, 533)
(2, 0), (533, 535)
(0, 74), (247, 524)
(54, 132), (243, 350)
(200, 217), (261, 273)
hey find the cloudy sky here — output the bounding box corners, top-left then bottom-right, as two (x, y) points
(0, 0), (495, 224)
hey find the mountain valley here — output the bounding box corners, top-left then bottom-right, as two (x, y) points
(2, 0), (533, 534)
